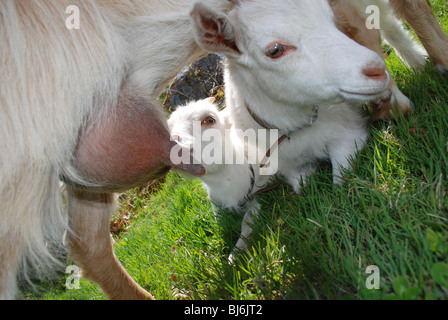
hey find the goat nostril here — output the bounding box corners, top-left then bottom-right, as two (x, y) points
(363, 67), (388, 81)
(172, 134), (181, 142)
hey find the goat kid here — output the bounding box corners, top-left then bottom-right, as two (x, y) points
(170, 0), (387, 256)
(190, 0), (388, 193)
(168, 98), (271, 256)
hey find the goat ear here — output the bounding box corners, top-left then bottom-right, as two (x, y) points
(205, 97), (216, 104)
(190, 2), (240, 54)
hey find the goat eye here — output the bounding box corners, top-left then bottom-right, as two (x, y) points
(201, 117), (216, 126)
(265, 43), (286, 59)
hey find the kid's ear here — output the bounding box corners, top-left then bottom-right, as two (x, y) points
(205, 96), (216, 104)
(190, 2), (241, 54)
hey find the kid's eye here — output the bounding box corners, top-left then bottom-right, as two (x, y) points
(201, 116), (216, 126)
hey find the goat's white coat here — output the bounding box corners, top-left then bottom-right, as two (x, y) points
(225, 71), (368, 193)
(0, 0), (232, 299)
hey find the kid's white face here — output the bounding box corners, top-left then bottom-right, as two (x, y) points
(168, 100), (222, 149)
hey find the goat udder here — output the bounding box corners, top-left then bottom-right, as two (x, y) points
(73, 93), (204, 191)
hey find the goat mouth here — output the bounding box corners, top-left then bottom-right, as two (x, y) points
(339, 89), (385, 102)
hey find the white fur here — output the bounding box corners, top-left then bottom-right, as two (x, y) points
(225, 71), (368, 193)
(168, 99), (270, 254)
(0, 1), (126, 298)
(0, 0), (234, 299)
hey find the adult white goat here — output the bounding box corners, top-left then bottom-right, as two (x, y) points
(0, 0), (232, 300)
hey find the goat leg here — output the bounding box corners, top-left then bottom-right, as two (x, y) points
(67, 188), (154, 300)
(390, 0), (448, 75)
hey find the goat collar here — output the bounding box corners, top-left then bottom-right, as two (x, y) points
(245, 102), (319, 133)
(236, 104), (320, 206)
(239, 164), (256, 208)
(241, 163), (283, 205)
(246, 102), (319, 168)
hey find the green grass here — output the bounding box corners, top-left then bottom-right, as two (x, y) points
(25, 1), (448, 300)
